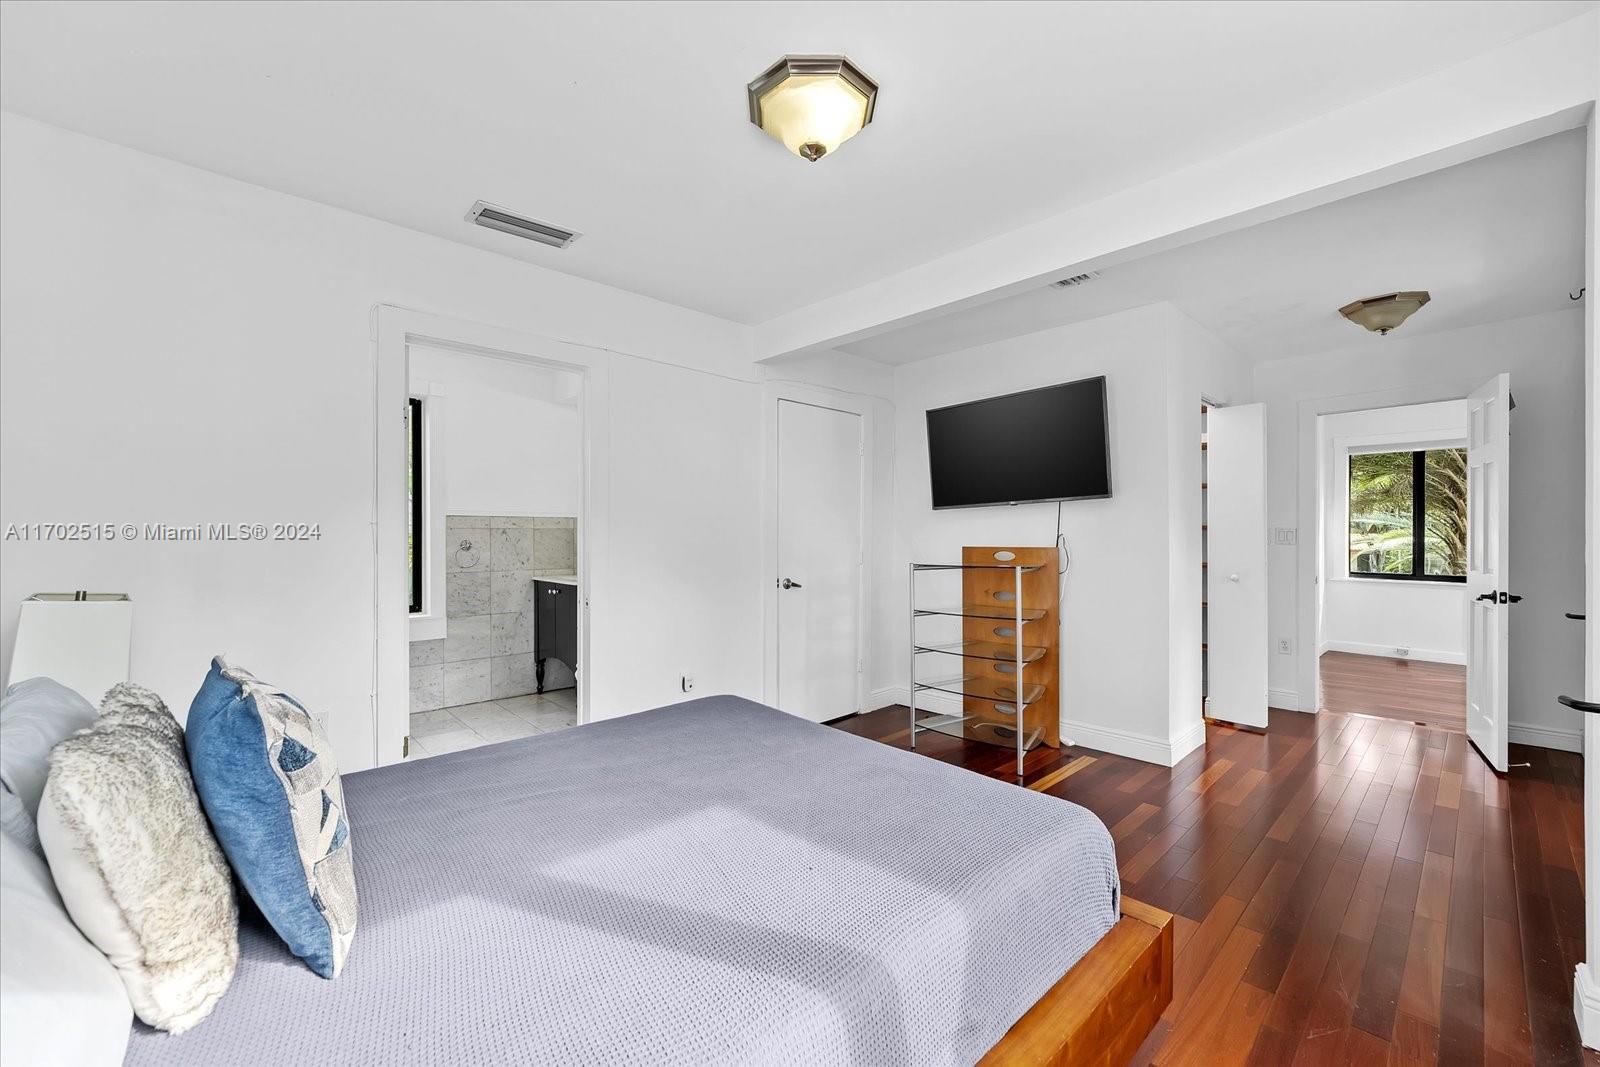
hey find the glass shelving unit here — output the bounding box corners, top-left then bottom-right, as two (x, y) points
(909, 560), (1050, 776)
(913, 603), (1048, 622)
(911, 639), (1048, 662)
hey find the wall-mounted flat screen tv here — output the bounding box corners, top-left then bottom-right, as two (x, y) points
(926, 376), (1111, 509)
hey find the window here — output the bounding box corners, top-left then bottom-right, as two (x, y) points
(1348, 448), (1466, 581)
(408, 397), (424, 613)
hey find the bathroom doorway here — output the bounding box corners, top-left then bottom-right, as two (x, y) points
(402, 342), (585, 757)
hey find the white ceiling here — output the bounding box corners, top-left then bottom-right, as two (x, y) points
(1, 1), (1591, 325)
(839, 128), (1588, 365)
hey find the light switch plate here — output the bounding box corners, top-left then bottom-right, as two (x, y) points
(1273, 527), (1297, 545)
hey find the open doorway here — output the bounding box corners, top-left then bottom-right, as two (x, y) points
(404, 343), (584, 757)
(1314, 399), (1469, 730)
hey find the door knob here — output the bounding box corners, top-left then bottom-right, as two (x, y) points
(1475, 591), (1497, 602)
(1227, 574), (1241, 583)
(779, 578), (803, 590)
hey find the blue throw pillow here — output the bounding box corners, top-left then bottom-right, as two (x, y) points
(186, 657), (356, 978)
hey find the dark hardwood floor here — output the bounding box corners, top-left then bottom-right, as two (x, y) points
(835, 705), (1592, 1065)
(1320, 651), (1467, 731)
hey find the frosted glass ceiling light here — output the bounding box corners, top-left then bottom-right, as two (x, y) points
(748, 55), (877, 162)
(1339, 291), (1431, 335)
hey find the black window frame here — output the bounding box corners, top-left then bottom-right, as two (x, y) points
(408, 396), (425, 613)
(1347, 448), (1466, 583)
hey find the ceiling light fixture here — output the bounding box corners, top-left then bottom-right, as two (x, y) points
(1339, 291), (1430, 335)
(747, 54), (877, 162)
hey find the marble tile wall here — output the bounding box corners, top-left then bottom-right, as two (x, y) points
(410, 514), (578, 713)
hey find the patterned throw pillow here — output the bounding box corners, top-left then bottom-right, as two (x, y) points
(186, 657), (356, 978)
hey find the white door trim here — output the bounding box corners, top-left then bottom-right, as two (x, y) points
(760, 384), (874, 718)
(1573, 104), (1598, 1052)
(372, 305), (609, 767)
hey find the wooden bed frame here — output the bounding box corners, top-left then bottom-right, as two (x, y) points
(980, 897), (1174, 1067)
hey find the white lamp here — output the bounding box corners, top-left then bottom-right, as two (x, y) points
(7, 593), (132, 703)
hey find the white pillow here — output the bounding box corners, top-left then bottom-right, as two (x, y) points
(0, 677), (98, 852)
(0, 831), (132, 1066)
(38, 684), (238, 1034)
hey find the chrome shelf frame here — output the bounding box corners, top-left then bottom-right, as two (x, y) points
(911, 563), (1044, 572)
(909, 561), (1036, 777)
(911, 639), (1047, 663)
(913, 674), (1046, 708)
(913, 603), (1048, 622)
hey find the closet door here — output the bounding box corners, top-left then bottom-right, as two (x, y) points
(1208, 403), (1268, 729)
(775, 399), (864, 723)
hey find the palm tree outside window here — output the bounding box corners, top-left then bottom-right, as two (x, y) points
(1347, 448), (1466, 581)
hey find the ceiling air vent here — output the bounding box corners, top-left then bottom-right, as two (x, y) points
(467, 201), (580, 249)
(1051, 271), (1100, 288)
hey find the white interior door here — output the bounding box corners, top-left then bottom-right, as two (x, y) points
(1465, 372), (1511, 772)
(776, 400), (863, 723)
(1208, 403), (1269, 729)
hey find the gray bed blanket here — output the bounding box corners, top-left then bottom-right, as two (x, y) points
(125, 696), (1119, 1066)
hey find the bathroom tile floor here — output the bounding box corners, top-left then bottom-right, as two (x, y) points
(407, 688), (577, 758)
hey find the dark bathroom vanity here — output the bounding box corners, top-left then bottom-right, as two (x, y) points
(533, 577), (578, 693)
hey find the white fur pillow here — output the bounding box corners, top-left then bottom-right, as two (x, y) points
(37, 684), (238, 1034)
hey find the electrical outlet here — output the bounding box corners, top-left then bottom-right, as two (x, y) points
(681, 674), (695, 693)
(1277, 639), (1293, 655)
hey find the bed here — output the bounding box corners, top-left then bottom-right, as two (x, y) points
(124, 696), (1169, 1066)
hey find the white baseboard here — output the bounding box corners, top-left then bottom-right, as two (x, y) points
(869, 685), (966, 716)
(1320, 640), (1465, 666)
(1268, 688), (1306, 712)
(881, 686), (1203, 767)
(1575, 964), (1600, 1050)
(910, 688), (964, 715)
(1170, 720), (1207, 763)
(867, 685), (908, 710)
(1059, 717), (1198, 767)
(1509, 722), (1583, 753)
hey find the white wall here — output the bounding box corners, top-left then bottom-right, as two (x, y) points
(1321, 581), (1467, 664)
(409, 344), (582, 518)
(880, 303), (1251, 765)
(1257, 308), (1586, 750)
(0, 113), (888, 770)
(1317, 400), (1468, 664)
